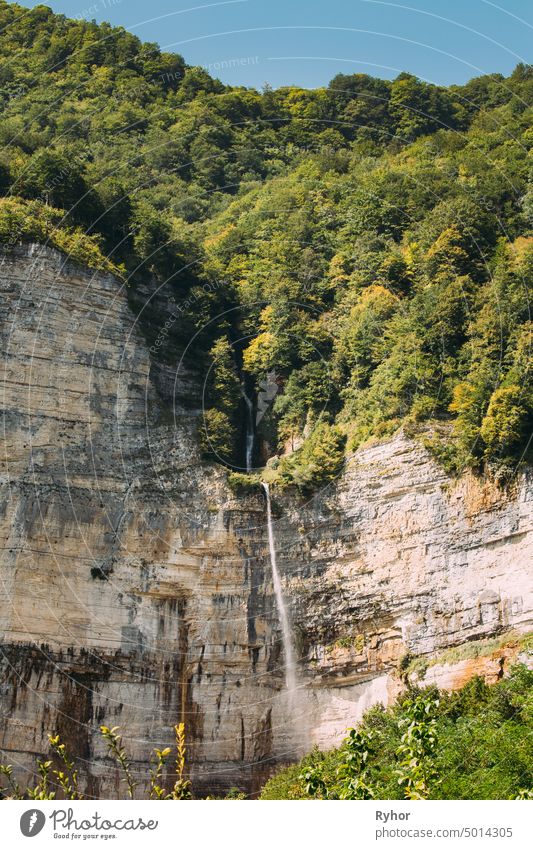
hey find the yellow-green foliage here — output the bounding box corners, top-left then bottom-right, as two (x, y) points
(275, 422), (346, 491)
(227, 471), (262, 492)
(200, 408), (235, 463)
(0, 199), (124, 277)
(1, 724), (192, 801)
(480, 386), (530, 461)
(0, 3), (531, 473)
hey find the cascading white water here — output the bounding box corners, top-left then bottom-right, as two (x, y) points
(262, 482), (297, 699)
(243, 391), (254, 473)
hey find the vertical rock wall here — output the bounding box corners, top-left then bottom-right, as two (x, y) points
(0, 245), (531, 796)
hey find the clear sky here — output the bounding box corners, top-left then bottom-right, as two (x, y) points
(17, 0), (533, 89)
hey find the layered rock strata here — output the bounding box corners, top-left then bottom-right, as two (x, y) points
(0, 245), (531, 795)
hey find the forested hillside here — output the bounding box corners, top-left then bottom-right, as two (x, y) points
(0, 2), (531, 480)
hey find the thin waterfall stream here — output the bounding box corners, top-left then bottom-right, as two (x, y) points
(262, 482), (298, 701)
(243, 390), (254, 473)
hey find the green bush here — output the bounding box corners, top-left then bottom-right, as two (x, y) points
(0, 198), (124, 277)
(277, 422), (346, 492)
(227, 471), (262, 493)
(0, 2), (531, 473)
(199, 408), (235, 463)
(260, 665), (533, 800)
(480, 385), (531, 462)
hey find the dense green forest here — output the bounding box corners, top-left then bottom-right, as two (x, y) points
(0, 2), (531, 480)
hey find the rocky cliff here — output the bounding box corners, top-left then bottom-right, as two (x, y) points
(0, 245), (531, 796)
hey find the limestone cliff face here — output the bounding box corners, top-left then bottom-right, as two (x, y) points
(0, 245), (531, 796)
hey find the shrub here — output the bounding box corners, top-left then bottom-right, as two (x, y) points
(1, 724), (192, 801)
(260, 665), (533, 800)
(277, 422), (346, 492)
(200, 408), (235, 463)
(0, 198), (124, 277)
(480, 385), (530, 461)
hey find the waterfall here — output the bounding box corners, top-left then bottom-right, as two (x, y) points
(262, 483), (297, 699)
(243, 391), (254, 472)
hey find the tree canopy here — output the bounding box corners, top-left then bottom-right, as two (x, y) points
(0, 2), (531, 478)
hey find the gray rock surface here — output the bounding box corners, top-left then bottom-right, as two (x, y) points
(0, 245), (531, 796)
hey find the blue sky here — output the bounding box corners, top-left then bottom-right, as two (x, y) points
(19, 0), (533, 89)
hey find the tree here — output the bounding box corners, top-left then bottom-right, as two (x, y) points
(389, 73), (456, 143)
(396, 693), (440, 800)
(200, 408), (235, 463)
(19, 149), (95, 223)
(279, 421), (346, 491)
(206, 336), (241, 418)
(480, 385), (530, 461)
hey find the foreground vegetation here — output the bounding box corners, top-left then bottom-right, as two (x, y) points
(261, 665), (533, 800)
(0, 3), (531, 483)
(0, 724), (192, 800)
(1, 666), (531, 800)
